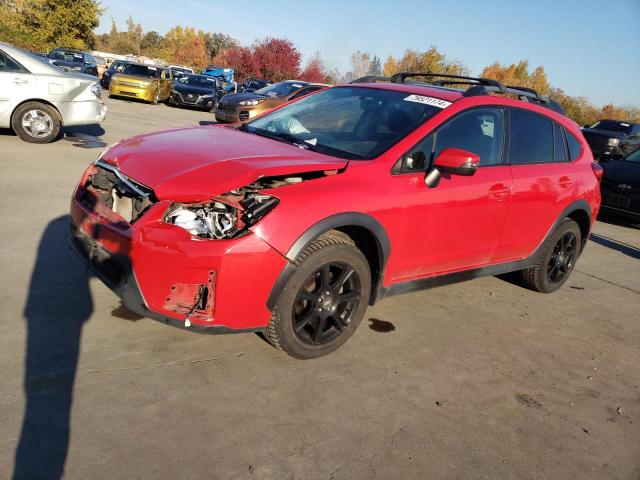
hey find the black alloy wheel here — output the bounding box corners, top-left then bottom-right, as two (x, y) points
(292, 262), (361, 346)
(547, 231), (578, 284)
(266, 232), (371, 359)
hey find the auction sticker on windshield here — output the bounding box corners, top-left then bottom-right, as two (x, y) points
(404, 95), (452, 108)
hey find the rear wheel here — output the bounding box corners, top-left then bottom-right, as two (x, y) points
(11, 102), (61, 144)
(266, 232), (371, 359)
(520, 218), (581, 293)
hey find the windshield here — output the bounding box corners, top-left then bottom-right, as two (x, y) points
(624, 149), (640, 163)
(121, 64), (160, 78)
(590, 120), (633, 134)
(256, 81), (307, 98)
(49, 50), (84, 63)
(179, 75), (217, 88)
(244, 86), (443, 160)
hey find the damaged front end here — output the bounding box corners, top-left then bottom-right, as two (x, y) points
(163, 172), (333, 240)
(79, 159), (156, 225)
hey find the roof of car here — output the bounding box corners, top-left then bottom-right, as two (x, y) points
(348, 82), (464, 102)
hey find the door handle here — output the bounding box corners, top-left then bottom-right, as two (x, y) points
(488, 183), (510, 200)
(13, 78), (28, 85)
(559, 176), (573, 188)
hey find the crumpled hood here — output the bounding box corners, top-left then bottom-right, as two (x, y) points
(104, 126), (347, 201)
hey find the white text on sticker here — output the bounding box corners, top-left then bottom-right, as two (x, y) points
(404, 95), (452, 108)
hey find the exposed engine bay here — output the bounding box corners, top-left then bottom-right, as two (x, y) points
(164, 172), (333, 239)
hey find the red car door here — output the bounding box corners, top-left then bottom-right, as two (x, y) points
(497, 108), (577, 261)
(388, 107), (512, 282)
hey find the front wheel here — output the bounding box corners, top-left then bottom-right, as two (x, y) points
(11, 102), (61, 144)
(520, 218), (581, 293)
(266, 232), (371, 359)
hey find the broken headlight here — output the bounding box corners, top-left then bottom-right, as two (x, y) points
(164, 194), (278, 239)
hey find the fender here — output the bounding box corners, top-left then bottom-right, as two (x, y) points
(266, 212), (391, 310)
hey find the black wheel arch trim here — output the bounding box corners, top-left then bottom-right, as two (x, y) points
(266, 212), (391, 310)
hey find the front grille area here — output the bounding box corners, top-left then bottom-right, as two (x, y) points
(217, 103), (235, 114)
(183, 93), (199, 104)
(119, 81), (142, 87)
(79, 161), (156, 224)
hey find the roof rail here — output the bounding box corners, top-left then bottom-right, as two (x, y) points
(389, 72), (504, 89)
(349, 75), (390, 84)
(349, 71), (567, 116)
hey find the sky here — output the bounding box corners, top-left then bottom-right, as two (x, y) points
(96, 0), (640, 107)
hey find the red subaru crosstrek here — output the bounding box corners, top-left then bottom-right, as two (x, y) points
(70, 73), (602, 358)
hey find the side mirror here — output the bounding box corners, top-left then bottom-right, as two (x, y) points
(425, 148), (480, 188)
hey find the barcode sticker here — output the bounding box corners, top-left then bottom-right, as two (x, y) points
(404, 95), (452, 108)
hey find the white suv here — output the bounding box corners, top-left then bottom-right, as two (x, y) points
(0, 42), (107, 144)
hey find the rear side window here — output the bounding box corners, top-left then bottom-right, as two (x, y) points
(509, 109), (554, 164)
(564, 128), (582, 160)
(553, 123), (568, 162)
(0, 51), (26, 73)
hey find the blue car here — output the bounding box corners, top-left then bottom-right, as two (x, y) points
(201, 67), (237, 94)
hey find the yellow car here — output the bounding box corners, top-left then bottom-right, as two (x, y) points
(109, 63), (173, 104)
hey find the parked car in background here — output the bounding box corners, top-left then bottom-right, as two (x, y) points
(100, 59), (130, 88)
(202, 66), (237, 94)
(0, 42), (106, 143)
(69, 72), (600, 358)
(46, 48), (99, 76)
(169, 74), (219, 111)
(109, 63), (172, 104)
(215, 80), (327, 123)
(582, 120), (640, 161)
(599, 148), (640, 219)
(241, 77), (270, 93)
(170, 65), (194, 80)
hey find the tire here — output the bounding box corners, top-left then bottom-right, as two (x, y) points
(520, 218), (581, 293)
(265, 232), (371, 359)
(11, 102), (61, 144)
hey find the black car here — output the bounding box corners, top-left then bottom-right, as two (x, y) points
(582, 119), (640, 161)
(168, 74), (220, 111)
(241, 77), (270, 93)
(600, 148), (640, 219)
(47, 48), (98, 76)
(100, 60), (131, 88)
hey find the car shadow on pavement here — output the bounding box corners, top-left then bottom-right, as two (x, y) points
(13, 215), (93, 480)
(589, 234), (640, 259)
(62, 124), (107, 149)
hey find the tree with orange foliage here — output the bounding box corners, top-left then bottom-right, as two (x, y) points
(300, 53), (327, 83)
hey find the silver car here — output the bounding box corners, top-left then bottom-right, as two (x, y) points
(0, 42), (107, 144)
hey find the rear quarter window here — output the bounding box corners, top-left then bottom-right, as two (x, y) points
(564, 128), (582, 161)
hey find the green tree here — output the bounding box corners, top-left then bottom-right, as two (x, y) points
(6, 0), (103, 51)
(368, 55), (382, 76)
